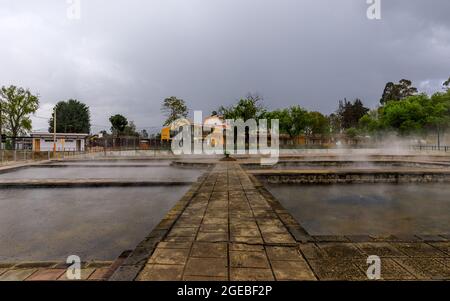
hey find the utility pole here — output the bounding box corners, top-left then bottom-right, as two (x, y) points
(53, 106), (57, 158)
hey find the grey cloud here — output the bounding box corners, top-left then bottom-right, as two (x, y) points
(0, 0), (449, 133)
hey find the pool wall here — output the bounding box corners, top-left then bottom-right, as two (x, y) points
(251, 170), (450, 184)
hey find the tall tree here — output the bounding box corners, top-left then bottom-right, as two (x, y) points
(49, 99), (90, 133)
(161, 96), (188, 126)
(337, 98), (369, 129)
(0, 85), (39, 149)
(380, 79), (418, 104)
(218, 93), (265, 121)
(263, 106), (308, 138)
(305, 111), (329, 136)
(109, 114), (128, 136)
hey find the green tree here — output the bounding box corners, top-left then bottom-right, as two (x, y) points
(49, 99), (90, 133)
(218, 93), (265, 121)
(109, 114), (128, 136)
(161, 96), (188, 126)
(0, 85), (39, 149)
(359, 110), (382, 134)
(328, 113), (341, 134)
(345, 127), (362, 144)
(336, 98), (369, 129)
(263, 105), (309, 138)
(425, 91), (450, 147)
(380, 79), (418, 105)
(305, 111), (329, 136)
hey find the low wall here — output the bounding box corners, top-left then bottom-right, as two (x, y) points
(254, 171), (450, 184)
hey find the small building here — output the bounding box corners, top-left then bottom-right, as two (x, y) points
(31, 132), (89, 152)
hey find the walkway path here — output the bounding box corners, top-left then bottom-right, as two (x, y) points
(132, 162), (450, 281)
(135, 163), (316, 280)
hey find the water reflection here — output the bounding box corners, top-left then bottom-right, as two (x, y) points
(267, 183), (450, 236)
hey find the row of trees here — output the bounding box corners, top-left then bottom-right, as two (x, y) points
(358, 79), (450, 145)
(162, 77), (450, 145)
(214, 93), (370, 139)
(1, 76), (449, 149)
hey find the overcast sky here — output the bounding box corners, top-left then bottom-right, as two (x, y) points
(0, 0), (449, 134)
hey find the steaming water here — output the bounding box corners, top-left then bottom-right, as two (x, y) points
(267, 183), (450, 236)
(0, 186), (189, 262)
(0, 166), (204, 181)
(50, 160), (173, 166)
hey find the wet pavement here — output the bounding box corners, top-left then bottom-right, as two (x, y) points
(130, 163), (450, 281)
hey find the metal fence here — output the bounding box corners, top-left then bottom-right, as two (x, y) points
(0, 150), (85, 164)
(411, 145), (450, 152)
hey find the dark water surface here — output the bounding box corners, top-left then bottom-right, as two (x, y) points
(0, 166), (204, 181)
(267, 183), (450, 236)
(0, 186), (189, 261)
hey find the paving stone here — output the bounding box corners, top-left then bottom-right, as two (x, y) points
(271, 260), (316, 281)
(391, 243), (447, 257)
(229, 243), (265, 252)
(0, 269), (37, 281)
(184, 258), (228, 277)
(196, 232), (228, 242)
(203, 217), (228, 225)
(266, 246), (304, 261)
(157, 241), (192, 249)
(148, 248), (190, 265)
(231, 236), (264, 244)
(183, 275), (228, 281)
(163, 236), (195, 242)
(394, 258), (450, 280)
(231, 221), (259, 229)
(308, 259), (366, 281)
(230, 251), (270, 269)
(428, 242), (450, 255)
(58, 268), (96, 281)
(352, 258), (415, 280)
(262, 232), (296, 244)
(317, 243), (364, 258)
(259, 224), (289, 234)
(26, 269), (66, 281)
(88, 268), (110, 280)
(231, 227), (261, 237)
(199, 224), (228, 233)
(167, 227), (198, 238)
(191, 242), (227, 258)
(416, 235), (448, 242)
(137, 264), (184, 281)
(230, 268), (274, 281)
(355, 242), (407, 257)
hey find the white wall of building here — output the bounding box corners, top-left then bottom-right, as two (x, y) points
(35, 138), (85, 152)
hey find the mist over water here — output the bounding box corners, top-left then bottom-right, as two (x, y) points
(0, 186), (190, 262)
(0, 166), (204, 181)
(267, 183), (450, 236)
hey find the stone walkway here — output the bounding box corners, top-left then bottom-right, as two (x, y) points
(0, 261), (113, 281)
(136, 163), (316, 281)
(134, 162), (450, 281)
